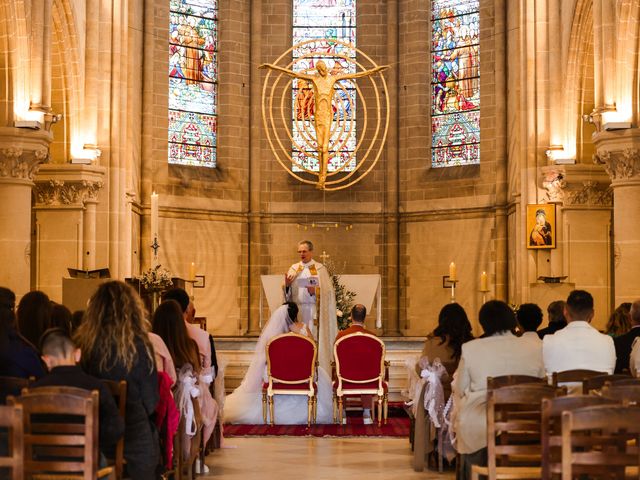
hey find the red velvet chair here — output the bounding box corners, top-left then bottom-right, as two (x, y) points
(262, 332), (318, 426)
(333, 332), (388, 426)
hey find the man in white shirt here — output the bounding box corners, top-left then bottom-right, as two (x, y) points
(542, 290), (616, 392)
(516, 303), (543, 345)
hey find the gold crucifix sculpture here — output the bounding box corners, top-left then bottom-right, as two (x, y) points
(260, 39), (391, 191)
(259, 60), (388, 188)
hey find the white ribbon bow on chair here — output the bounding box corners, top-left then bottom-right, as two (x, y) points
(177, 368), (201, 437)
(420, 360), (447, 428)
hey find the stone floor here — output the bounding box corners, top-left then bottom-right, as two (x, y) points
(200, 437), (455, 479)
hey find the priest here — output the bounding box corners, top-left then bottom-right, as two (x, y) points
(284, 240), (337, 372)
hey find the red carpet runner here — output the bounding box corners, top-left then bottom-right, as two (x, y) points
(224, 405), (410, 437)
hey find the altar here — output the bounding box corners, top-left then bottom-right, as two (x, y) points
(260, 274), (382, 329)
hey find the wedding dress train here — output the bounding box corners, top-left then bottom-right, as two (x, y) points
(224, 305), (334, 425)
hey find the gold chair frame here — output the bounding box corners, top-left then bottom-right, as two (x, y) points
(333, 332), (387, 426)
(262, 332), (318, 427)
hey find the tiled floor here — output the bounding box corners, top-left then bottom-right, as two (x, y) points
(200, 437), (455, 479)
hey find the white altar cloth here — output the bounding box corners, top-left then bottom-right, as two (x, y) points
(260, 274), (382, 328)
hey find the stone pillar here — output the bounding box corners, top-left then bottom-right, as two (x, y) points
(33, 164), (105, 301)
(541, 164), (613, 328)
(0, 129), (50, 296)
(594, 129), (640, 305)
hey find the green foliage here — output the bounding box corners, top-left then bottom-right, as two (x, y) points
(325, 259), (357, 330)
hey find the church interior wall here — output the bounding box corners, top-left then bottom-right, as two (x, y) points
(3, 0), (640, 339)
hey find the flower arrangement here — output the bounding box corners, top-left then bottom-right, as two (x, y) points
(139, 265), (173, 292)
(325, 259), (356, 330)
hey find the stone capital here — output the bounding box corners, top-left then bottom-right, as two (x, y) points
(34, 164), (106, 208)
(540, 164), (612, 207)
(0, 127), (52, 185)
(593, 128), (640, 184)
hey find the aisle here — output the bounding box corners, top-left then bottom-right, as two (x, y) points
(200, 437), (454, 480)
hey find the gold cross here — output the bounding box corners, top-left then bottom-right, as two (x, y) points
(319, 250), (330, 263)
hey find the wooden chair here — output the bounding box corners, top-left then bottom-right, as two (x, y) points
(333, 332), (388, 426)
(561, 405), (640, 479)
(9, 386), (114, 479)
(0, 403), (23, 480)
(606, 377), (640, 387)
(600, 383), (640, 405)
(551, 369), (606, 390)
(101, 379), (127, 480)
(540, 395), (618, 480)
(581, 373), (630, 394)
(0, 375), (33, 405)
(263, 332), (318, 426)
(487, 375), (547, 390)
(470, 384), (562, 480)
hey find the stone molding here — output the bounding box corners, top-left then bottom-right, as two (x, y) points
(592, 128), (640, 183)
(34, 164), (106, 207)
(564, 180), (613, 207)
(0, 127), (53, 184)
(0, 146), (49, 182)
(593, 148), (640, 181)
(34, 179), (104, 206)
(540, 164), (612, 207)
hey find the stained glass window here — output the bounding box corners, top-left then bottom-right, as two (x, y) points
(292, 0), (356, 173)
(431, 0), (480, 167)
(169, 0), (218, 167)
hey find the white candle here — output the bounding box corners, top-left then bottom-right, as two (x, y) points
(151, 192), (159, 240)
(189, 262), (196, 281)
(480, 271), (488, 291)
(449, 262), (457, 281)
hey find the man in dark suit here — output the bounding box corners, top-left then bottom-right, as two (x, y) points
(537, 300), (567, 339)
(614, 301), (640, 373)
(32, 328), (124, 453)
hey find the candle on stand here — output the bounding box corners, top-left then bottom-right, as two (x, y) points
(151, 192), (159, 239)
(449, 262), (457, 281)
(189, 262), (196, 281)
(480, 271), (488, 291)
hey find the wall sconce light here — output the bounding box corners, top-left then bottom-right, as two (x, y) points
(71, 144), (101, 164)
(545, 145), (575, 165)
(602, 121), (632, 131)
(14, 120), (42, 129)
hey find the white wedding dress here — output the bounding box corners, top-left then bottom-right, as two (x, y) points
(224, 305), (334, 424)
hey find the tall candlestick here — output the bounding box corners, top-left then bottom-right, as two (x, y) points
(480, 271), (488, 291)
(151, 192), (159, 267)
(151, 192), (159, 239)
(449, 262), (457, 281)
(189, 262), (196, 281)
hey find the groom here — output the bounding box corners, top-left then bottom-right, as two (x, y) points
(284, 240), (337, 372)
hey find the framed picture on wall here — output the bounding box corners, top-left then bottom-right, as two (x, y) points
(526, 204), (556, 249)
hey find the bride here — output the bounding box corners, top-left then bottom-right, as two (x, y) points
(224, 302), (334, 424)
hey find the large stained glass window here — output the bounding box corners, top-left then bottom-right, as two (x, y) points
(168, 0), (218, 167)
(292, 0), (356, 173)
(431, 0), (479, 167)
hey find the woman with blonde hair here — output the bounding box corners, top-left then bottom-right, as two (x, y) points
(74, 281), (160, 479)
(605, 302), (632, 337)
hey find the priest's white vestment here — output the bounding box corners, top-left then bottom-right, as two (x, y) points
(284, 259), (337, 372)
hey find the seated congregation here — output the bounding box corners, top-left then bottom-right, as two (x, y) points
(0, 282), (221, 479)
(409, 290), (640, 479)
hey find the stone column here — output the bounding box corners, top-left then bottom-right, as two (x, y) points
(33, 164), (105, 301)
(593, 129), (640, 305)
(0, 129), (50, 296)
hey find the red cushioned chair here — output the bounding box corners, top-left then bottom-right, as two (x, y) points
(262, 332), (318, 427)
(333, 332), (388, 426)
